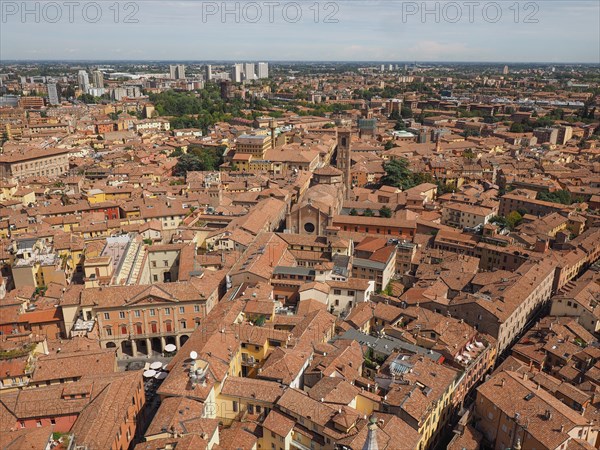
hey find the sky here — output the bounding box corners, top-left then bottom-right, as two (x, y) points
(1, 0), (599, 63)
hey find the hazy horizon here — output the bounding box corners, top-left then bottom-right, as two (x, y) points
(1, 0), (599, 64)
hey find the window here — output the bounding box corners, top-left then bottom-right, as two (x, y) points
(233, 401), (238, 412)
(153, 275), (158, 282)
(121, 325), (128, 335)
(164, 260), (169, 267)
(36, 420), (42, 427)
(50, 418), (56, 425)
(152, 261), (157, 268)
(194, 305), (200, 312)
(19, 421), (25, 428)
(179, 306), (185, 313)
(106, 327), (112, 336)
(334, 289), (342, 295)
(149, 309), (156, 317)
(180, 320), (187, 329)
(103, 312), (110, 320)
(119, 312), (125, 319)
(165, 308), (171, 315)
(134, 310), (141, 318)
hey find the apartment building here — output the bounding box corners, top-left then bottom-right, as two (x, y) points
(441, 202), (496, 229)
(236, 134), (272, 158)
(379, 354), (460, 450)
(449, 259), (556, 353)
(550, 268), (600, 334)
(0, 147), (70, 180)
(499, 192), (565, 217)
(352, 244), (397, 292)
(475, 370), (598, 450)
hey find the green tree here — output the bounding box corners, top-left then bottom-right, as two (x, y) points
(380, 159), (415, 190)
(537, 190), (573, 205)
(510, 123), (524, 133)
(384, 140), (395, 150)
(506, 211), (524, 229)
(463, 149), (476, 159)
(394, 120), (407, 131)
(349, 208), (358, 216)
(364, 208), (374, 217)
(79, 93), (100, 104)
(379, 206), (393, 218)
(173, 154), (206, 177)
(400, 106), (413, 118)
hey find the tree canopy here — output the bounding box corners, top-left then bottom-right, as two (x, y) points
(172, 145), (225, 176)
(536, 189), (574, 205)
(380, 158), (434, 190)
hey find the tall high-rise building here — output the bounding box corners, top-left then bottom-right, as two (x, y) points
(243, 63), (256, 81)
(77, 70), (90, 92)
(205, 64), (212, 81)
(92, 70), (104, 88)
(169, 64), (186, 80)
(220, 80), (232, 100)
(257, 62), (269, 79)
(231, 64), (243, 83)
(47, 82), (59, 105)
(503, 65), (509, 75)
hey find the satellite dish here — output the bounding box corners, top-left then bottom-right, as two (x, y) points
(190, 351), (198, 360)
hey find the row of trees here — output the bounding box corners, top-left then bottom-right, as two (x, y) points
(349, 206), (393, 218)
(536, 189), (575, 205)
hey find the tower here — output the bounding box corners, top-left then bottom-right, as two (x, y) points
(362, 416), (379, 450)
(435, 133), (442, 153)
(92, 70), (104, 88)
(337, 129), (352, 199)
(269, 118), (278, 149)
(231, 64), (243, 83)
(47, 82), (59, 105)
(257, 62), (269, 79)
(77, 70), (90, 93)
